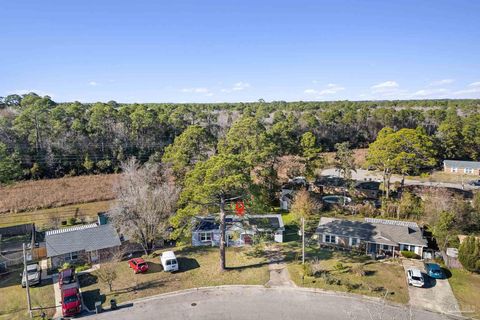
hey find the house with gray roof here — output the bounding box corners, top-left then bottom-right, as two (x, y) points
(444, 160), (480, 175)
(45, 221), (121, 268)
(192, 214), (284, 247)
(315, 217), (427, 258)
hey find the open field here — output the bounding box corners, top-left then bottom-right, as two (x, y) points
(0, 174), (118, 214)
(286, 247), (409, 304)
(0, 271), (56, 320)
(0, 201), (113, 229)
(448, 269), (480, 319)
(79, 246), (270, 309)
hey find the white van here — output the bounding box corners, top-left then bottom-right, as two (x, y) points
(160, 251), (179, 272)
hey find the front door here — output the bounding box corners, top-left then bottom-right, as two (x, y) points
(90, 250), (99, 263)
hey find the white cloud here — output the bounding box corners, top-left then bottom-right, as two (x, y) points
(371, 81), (399, 92)
(468, 81), (480, 87)
(428, 79), (454, 87)
(304, 83), (345, 97)
(232, 82), (251, 91)
(454, 87), (480, 95)
(221, 82), (251, 93)
(411, 88), (449, 98)
(181, 87), (210, 93)
(88, 81), (98, 86)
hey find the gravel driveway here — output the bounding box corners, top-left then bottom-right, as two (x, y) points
(402, 259), (460, 316)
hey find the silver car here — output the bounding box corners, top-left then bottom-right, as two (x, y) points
(21, 263), (41, 287)
(407, 268), (424, 288)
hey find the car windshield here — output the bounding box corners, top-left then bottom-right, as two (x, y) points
(64, 295), (78, 304)
(167, 259), (177, 265)
(412, 276), (422, 281)
(137, 263), (146, 268)
(27, 269), (37, 275)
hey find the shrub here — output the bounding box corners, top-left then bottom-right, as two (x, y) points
(67, 217), (77, 225)
(458, 235), (480, 273)
(322, 273), (342, 286)
(333, 262), (347, 271)
(352, 264), (366, 277)
(60, 262), (72, 271)
(75, 264), (91, 273)
(401, 251), (420, 259)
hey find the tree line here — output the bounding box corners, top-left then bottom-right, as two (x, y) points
(0, 92), (479, 184)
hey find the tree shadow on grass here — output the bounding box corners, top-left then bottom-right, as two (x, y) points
(82, 288), (105, 310)
(225, 261), (270, 271)
(78, 273), (98, 287)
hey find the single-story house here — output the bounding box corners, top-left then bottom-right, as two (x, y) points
(444, 160), (480, 175)
(315, 217), (427, 257)
(46, 222), (121, 268)
(354, 181), (381, 199)
(192, 214), (285, 247)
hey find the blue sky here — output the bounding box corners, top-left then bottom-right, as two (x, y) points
(1, 0), (479, 103)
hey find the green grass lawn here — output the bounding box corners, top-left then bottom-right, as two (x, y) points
(285, 247), (409, 304)
(448, 269), (480, 319)
(0, 271), (55, 320)
(79, 246), (270, 309)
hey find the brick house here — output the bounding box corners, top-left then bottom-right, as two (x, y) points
(315, 217), (427, 258)
(443, 160), (480, 175)
(45, 223), (121, 268)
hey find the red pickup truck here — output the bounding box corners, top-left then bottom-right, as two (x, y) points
(61, 286), (82, 317)
(128, 258), (149, 273)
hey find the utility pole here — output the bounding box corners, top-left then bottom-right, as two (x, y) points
(301, 217), (305, 265)
(23, 243), (32, 318)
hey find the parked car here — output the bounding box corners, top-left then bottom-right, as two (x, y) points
(407, 268), (425, 287)
(160, 251), (179, 272)
(468, 180), (480, 187)
(424, 263), (445, 279)
(21, 263), (41, 287)
(61, 286), (82, 317)
(128, 258), (149, 273)
(59, 268), (76, 287)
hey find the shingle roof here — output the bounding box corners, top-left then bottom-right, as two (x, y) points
(316, 217), (427, 247)
(46, 224), (121, 257)
(193, 214), (284, 232)
(444, 160), (480, 170)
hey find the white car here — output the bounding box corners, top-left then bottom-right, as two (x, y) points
(160, 251), (179, 272)
(21, 263), (41, 287)
(407, 268), (425, 287)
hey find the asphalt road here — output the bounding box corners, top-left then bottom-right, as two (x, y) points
(321, 168), (479, 191)
(87, 286), (450, 320)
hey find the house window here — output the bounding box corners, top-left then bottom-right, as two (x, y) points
(464, 168), (473, 174)
(65, 251), (79, 261)
(199, 232), (212, 241)
(382, 244), (390, 250)
(451, 167), (458, 173)
(350, 237), (358, 246)
(325, 234), (336, 244)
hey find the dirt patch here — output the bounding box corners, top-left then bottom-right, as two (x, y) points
(0, 174), (118, 213)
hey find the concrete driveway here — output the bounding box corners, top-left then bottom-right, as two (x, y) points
(86, 286), (449, 320)
(402, 260), (460, 316)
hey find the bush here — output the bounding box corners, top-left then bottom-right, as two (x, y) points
(352, 264), (366, 277)
(67, 217), (77, 225)
(458, 235), (480, 273)
(304, 258), (327, 277)
(60, 262), (72, 271)
(75, 264), (91, 273)
(401, 251), (420, 259)
(322, 273), (342, 286)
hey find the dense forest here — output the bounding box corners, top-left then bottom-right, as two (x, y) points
(1, 92), (480, 183)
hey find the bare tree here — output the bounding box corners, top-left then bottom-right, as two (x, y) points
(109, 158), (180, 255)
(96, 263), (117, 292)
